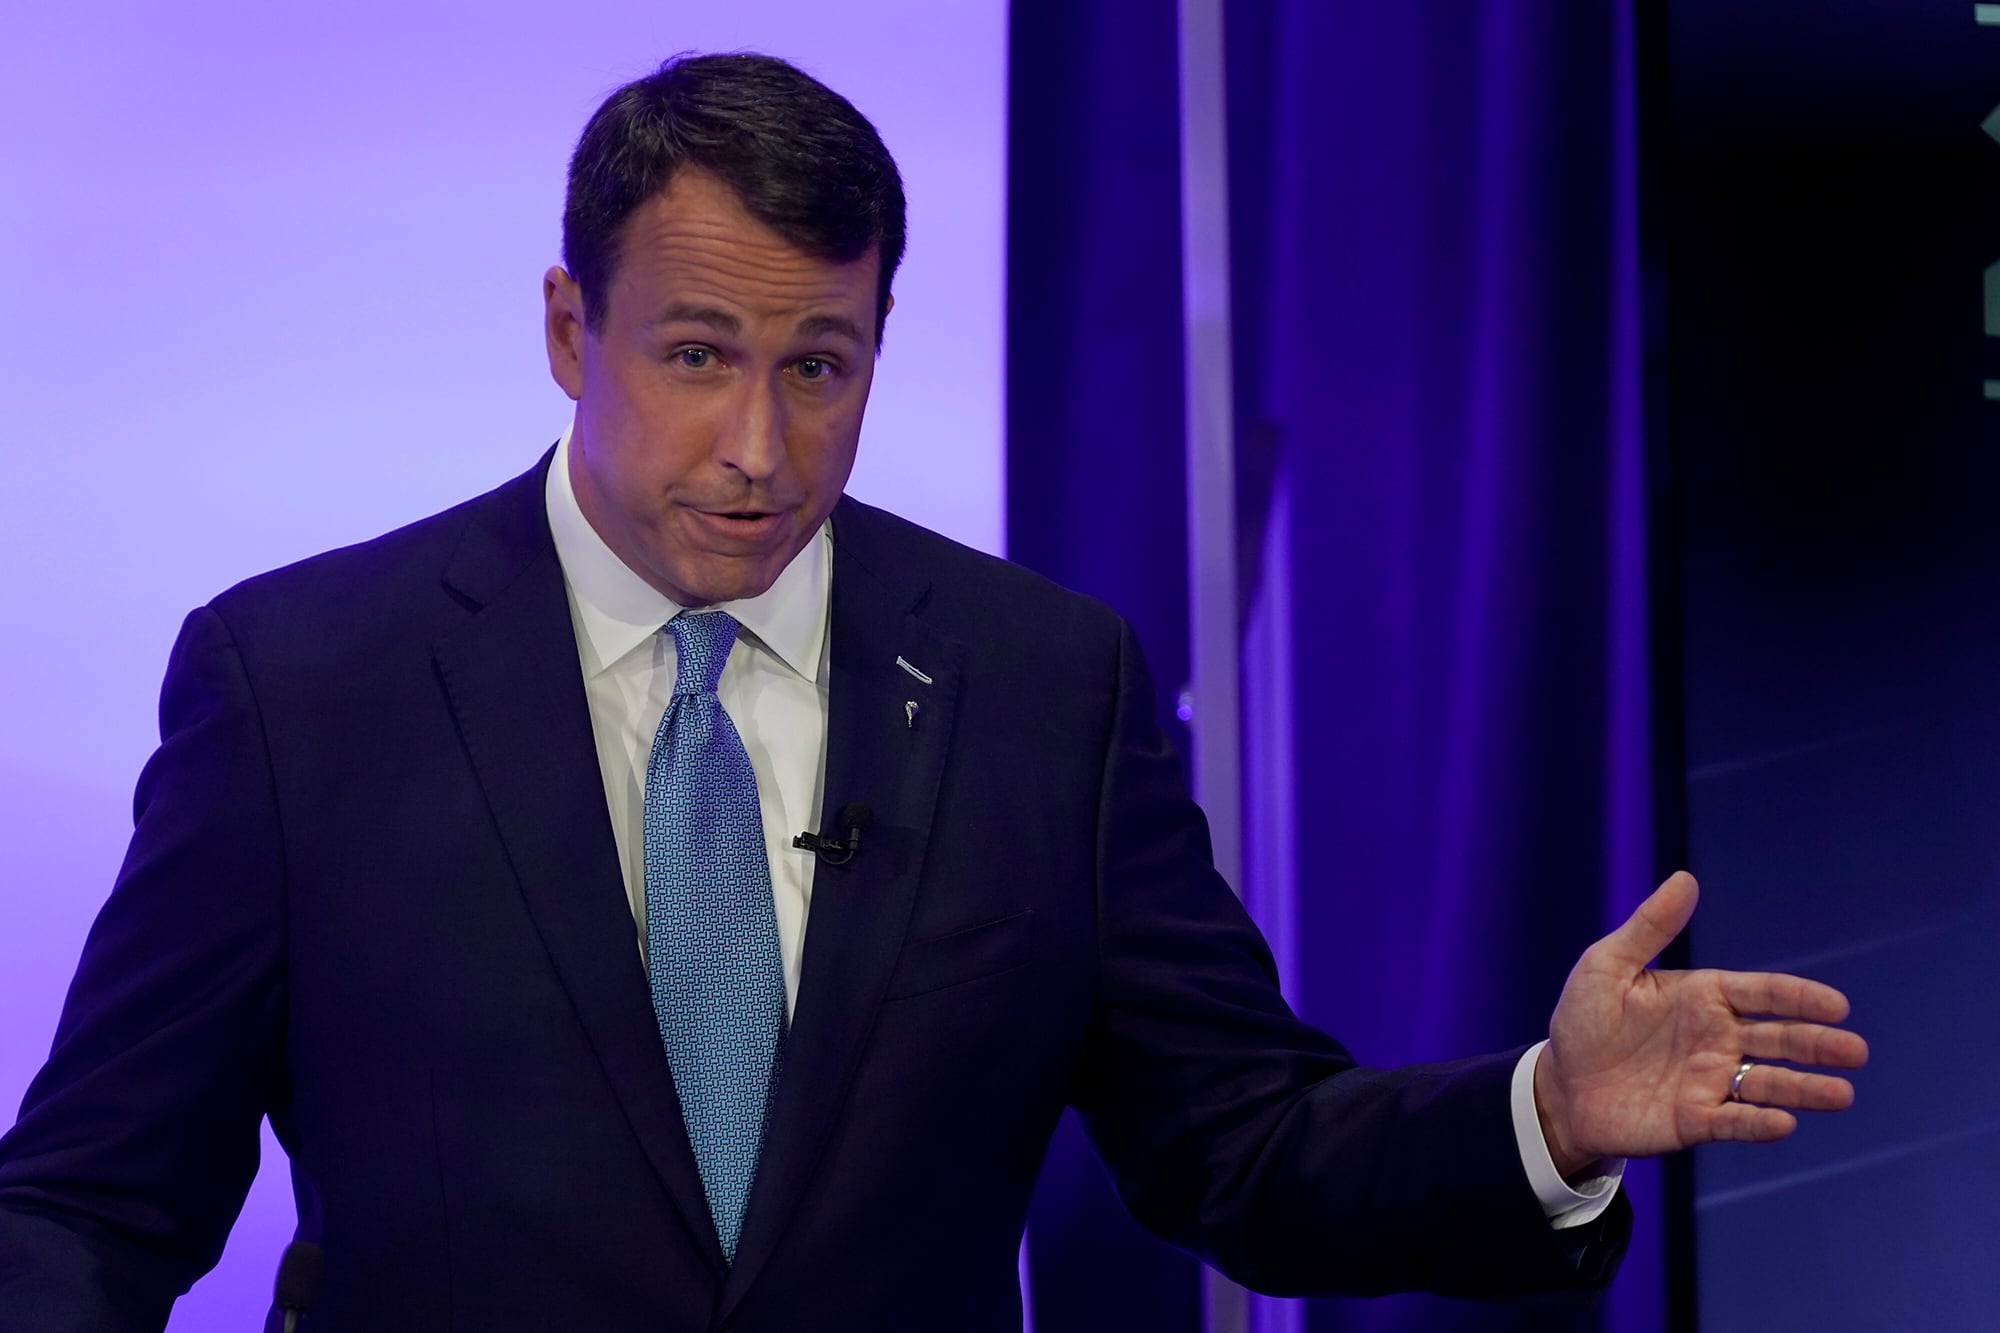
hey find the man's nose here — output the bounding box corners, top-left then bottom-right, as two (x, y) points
(716, 379), (787, 483)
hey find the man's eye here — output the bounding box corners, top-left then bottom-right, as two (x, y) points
(675, 347), (714, 369)
(795, 357), (836, 382)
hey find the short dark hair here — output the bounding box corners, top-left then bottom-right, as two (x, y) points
(562, 53), (907, 345)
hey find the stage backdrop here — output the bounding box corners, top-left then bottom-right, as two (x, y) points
(1658, 0), (2000, 1328)
(0, 4), (1005, 1328)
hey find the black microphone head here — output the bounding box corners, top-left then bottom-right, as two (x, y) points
(274, 1240), (324, 1311)
(838, 803), (873, 831)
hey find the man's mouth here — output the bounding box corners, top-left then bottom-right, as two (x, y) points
(686, 506), (790, 542)
(690, 503), (782, 519)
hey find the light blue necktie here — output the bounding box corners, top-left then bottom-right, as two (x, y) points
(643, 610), (785, 1263)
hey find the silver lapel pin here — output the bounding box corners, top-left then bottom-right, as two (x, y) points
(905, 700), (920, 729)
(896, 656), (934, 685)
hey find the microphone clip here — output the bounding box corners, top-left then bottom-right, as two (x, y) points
(794, 803), (873, 867)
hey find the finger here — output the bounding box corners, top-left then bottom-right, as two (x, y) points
(1718, 971), (1852, 1024)
(1736, 1065), (1856, 1113)
(1738, 1020), (1870, 1070)
(1594, 871), (1699, 970)
(1704, 1103), (1799, 1144)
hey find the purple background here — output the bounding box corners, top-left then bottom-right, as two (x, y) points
(0, 6), (1004, 1328)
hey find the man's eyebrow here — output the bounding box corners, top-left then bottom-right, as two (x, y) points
(795, 313), (866, 344)
(649, 303), (741, 333)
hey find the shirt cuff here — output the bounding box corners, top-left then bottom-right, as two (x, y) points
(1510, 1040), (1625, 1231)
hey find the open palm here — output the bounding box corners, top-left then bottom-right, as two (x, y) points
(1533, 872), (1869, 1177)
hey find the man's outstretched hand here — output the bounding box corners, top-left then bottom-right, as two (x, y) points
(1533, 872), (1869, 1179)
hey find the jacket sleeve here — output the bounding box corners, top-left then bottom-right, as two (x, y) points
(1070, 616), (1627, 1299)
(0, 606), (288, 1332)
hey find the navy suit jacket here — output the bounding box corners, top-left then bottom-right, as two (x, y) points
(0, 454), (1625, 1330)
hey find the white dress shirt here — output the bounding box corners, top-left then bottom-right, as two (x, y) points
(542, 421), (1619, 1228)
(545, 425), (829, 1017)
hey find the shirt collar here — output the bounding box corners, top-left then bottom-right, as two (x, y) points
(544, 421), (830, 682)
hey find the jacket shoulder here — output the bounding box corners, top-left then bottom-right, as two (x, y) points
(832, 495), (1127, 651)
(204, 456), (548, 646)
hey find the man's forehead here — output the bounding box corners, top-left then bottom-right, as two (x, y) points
(643, 300), (868, 347)
(612, 190), (876, 314)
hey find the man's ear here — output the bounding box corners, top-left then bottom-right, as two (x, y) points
(876, 292), (895, 356)
(544, 266), (588, 402)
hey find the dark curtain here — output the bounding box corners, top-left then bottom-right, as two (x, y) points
(1225, 2), (1664, 1331)
(1009, 2), (1667, 1330)
(1009, 2), (1202, 1330)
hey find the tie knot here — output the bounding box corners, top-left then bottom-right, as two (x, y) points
(669, 611), (740, 696)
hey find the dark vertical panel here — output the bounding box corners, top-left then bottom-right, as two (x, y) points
(1658, 1), (2000, 1329)
(1632, 0), (1698, 1326)
(1008, 1), (1202, 1329)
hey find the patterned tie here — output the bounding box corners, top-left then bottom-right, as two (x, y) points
(643, 610), (785, 1263)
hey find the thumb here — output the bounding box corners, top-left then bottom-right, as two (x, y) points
(1595, 871), (1698, 971)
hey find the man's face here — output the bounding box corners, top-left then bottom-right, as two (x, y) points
(544, 168), (884, 607)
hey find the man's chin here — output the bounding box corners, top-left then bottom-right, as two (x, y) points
(642, 512), (823, 606)
(656, 557), (785, 610)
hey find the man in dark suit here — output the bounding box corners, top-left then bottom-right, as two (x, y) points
(0, 53), (1865, 1331)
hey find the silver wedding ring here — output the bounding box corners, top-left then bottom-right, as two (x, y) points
(1728, 1058), (1755, 1102)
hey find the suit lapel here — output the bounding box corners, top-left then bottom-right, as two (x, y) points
(720, 500), (964, 1314)
(431, 457), (726, 1275)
